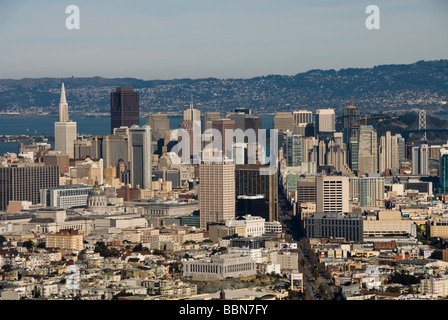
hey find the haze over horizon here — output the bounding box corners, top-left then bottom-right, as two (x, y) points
(1, 58), (447, 82)
(1, 0), (447, 80)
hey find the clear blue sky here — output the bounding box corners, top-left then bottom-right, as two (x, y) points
(0, 0), (447, 80)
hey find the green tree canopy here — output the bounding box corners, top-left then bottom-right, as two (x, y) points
(22, 240), (34, 251)
(36, 242), (46, 248)
(388, 271), (421, 286)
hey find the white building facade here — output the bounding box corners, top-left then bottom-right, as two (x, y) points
(225, 215), (265, 237)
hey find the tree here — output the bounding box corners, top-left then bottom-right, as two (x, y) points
(94, 241), (107, 253)
(0, 235), (7, 245)
(22, 240), (34, 251)
(171, 262), (183, 274)
(2, 264), (12, 272)
(287, 290), (297, 299)
(388, 271), (420, 286)
(112, 289), (134, 300)
(318, 284), (327, 296)
(94, 241), (107, 251)
(132, 243), (144, 252)
(298, 290), (307, 300)
(33, 288), (41, 298)
(416, 233), (427, 245)
(312, 269), (320, 280)
(211, 247), (227, 255)
(93, 241), (120, 258)
(36, 242), (46, 248)
(386, 286), (401, 293)
(430, 250), (443, 260)
(153, 249), (167, 257)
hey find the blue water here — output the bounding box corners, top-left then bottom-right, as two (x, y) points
(0, 117), (150, 136)
(0, 116), (274, 155)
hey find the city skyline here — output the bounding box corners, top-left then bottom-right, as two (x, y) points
(0, 0), (447, 80)
(2, 0), (448, 306)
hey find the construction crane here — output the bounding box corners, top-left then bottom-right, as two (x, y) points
(358, 115), (387, 126)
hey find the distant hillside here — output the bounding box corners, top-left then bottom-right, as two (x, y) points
(0, 59), (447, 118)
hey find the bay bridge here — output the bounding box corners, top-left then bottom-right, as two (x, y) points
(402, 110), (448, 140)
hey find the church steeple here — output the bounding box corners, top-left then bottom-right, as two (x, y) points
(59, 82), (69, 122)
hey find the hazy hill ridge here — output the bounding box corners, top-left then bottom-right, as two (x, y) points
(0, 59), (447, 117)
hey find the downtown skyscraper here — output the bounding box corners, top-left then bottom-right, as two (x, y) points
(129, 125), (152, 189)
(378, 131), (405, 174)
(110, 87), (140, 133)
(412, 143), (429, 175)
(315, 175), (349, 214)
(235, 164), (278, 222)
(357, 125), (378, 175)
(342, 104), (360, 145)
(54, 83), (77, 158)
(199, 160), (235, 229)
(283, 132), (302, 167)
(439, 148), (448, 194)
(315, 109), (336, 135)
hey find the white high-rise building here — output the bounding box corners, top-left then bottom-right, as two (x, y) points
(378, 131), (401, 174)
(349, 175), (384, 208)
(412, 144), (429, 175)
(315, 109), (335, 134)
(182, 99), (201, 159)
(293, 110), (312, 126)
(358, 125), (377, 174)
(183, 99), (201, 122)
(54, 83), (77, 158)
(58, 83), (69, 122)
(316, 175), (349, 213)
(293, 110), (312, 136)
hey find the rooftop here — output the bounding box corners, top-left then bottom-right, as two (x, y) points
(47, 185), (93, 190)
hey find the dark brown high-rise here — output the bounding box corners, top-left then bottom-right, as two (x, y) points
(110, 87), (140, 133)
(235, 164), (278, 222)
